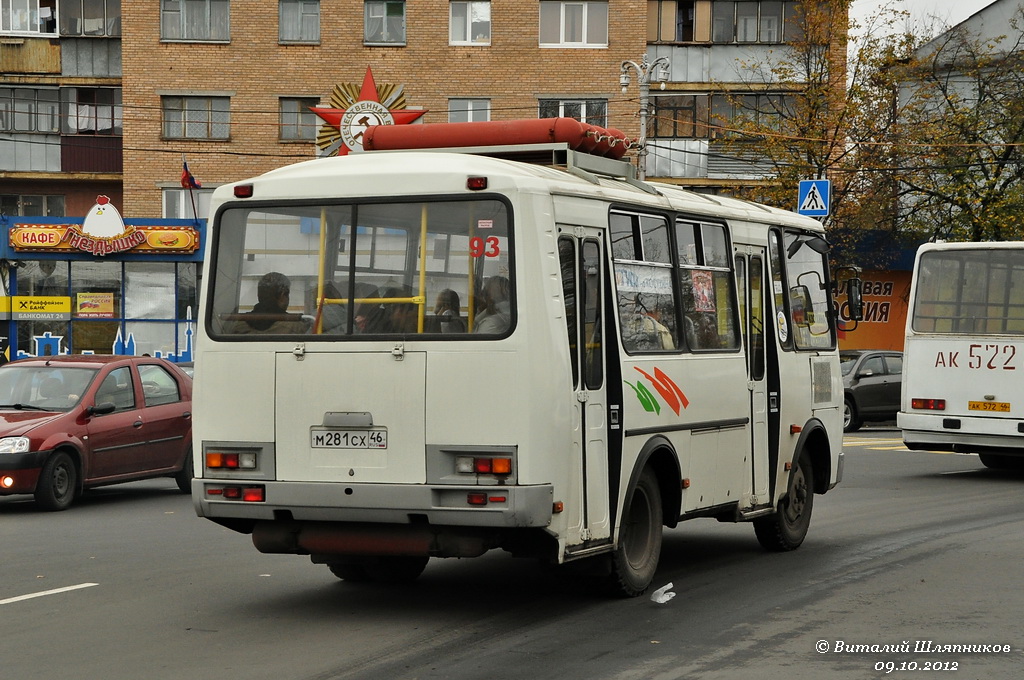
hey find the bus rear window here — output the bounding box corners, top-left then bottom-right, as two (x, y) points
(208, 199), (512, 338)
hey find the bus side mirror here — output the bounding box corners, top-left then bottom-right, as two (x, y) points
(846, 277), (864, 321)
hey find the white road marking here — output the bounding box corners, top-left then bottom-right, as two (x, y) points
(0, 583), (99, 605)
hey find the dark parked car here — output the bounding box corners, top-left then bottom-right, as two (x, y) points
(0, 355), (193, 510)
(841, 349), (903, 432)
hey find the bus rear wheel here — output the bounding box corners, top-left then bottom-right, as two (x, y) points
(754, 450), (813, 552)
(609, 467), (663, 597)
(979, 453), (1024, 470)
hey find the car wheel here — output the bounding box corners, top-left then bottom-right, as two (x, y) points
(608, 466), (663, 597)
(754, 450), (814, 552)
(843, 397), (862, 433)
(35, 451), (77, 511)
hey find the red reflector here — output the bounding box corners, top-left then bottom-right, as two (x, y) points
(911, 398), (946, 411)
(242, 487), (265, 502)
(466, 176), (488, 190)
(207, 488), (224, 496)
(234, 184), (254, 198)
(488, 496), (507, 503)
(467, 492), (488, 506)
(223, 487), (242, 499)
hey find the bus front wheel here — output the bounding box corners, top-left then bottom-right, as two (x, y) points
(754, 450), (814, 552)
(609, 467), (663, 597)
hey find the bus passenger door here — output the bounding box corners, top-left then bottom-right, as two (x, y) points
(737, 250), (770, 501)
(558, 230), (611, 544)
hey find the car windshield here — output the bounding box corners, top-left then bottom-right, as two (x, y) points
(0, 366), (99, 412)
(839, 352), (862, 376)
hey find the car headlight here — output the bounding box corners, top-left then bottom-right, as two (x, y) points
(0, 437), (31, 454)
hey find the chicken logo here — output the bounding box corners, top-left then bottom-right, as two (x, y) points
(64, 195), (145, 256)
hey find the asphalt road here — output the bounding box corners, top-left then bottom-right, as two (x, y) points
(2, 428), (1022, 680)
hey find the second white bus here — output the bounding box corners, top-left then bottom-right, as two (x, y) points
(900, 241), (1024, 469)
(191, 122), (857, 595)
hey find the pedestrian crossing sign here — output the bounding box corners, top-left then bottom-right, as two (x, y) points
(797, 179), (830, 217)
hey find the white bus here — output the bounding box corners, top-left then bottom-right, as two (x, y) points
(899, 241), (1024, 469)
(191, 120), (858, 596)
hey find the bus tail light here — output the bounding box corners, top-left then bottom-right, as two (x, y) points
(455, 456), (512, 476)
(911, 398), (946, 411)
(206, 451), (258, 469)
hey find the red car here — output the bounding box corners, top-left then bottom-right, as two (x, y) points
(0, 355), (193, 510)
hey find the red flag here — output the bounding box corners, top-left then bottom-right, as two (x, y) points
(181, 160), (202, 189)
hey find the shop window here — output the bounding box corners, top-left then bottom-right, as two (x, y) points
(125, 262), (176, 319)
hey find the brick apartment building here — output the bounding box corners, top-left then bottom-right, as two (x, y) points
(4, 1), (840, 220)
(0, 1), (843, 359)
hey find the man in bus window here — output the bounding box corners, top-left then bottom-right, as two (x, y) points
(232, 272), (307, 334)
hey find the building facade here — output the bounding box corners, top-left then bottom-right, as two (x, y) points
(2, 1), (842, 357)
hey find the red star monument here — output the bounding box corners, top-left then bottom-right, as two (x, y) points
(311, 67), (428, 156)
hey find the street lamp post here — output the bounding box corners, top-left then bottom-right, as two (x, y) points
(619, 55), (670, 181)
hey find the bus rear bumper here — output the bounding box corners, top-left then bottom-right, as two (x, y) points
(899, 412), (1024, 454)
(193, 479), (554, 529)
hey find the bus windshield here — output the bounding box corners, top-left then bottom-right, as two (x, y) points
(208, 198), (512, 338)
(912, 249), (1024, 334)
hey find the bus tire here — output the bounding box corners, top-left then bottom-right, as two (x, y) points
(843, 398), (862, 433)
(754, 450), (813, 552)
(979, 453), (1024, 470)
(609, 467), (663, 597)
(35, 451), (77, 511)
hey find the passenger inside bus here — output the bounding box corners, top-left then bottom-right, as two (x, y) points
(232, 271), (308, 334)
(431, 289), (467, 333)
(473, 276), (511, 334)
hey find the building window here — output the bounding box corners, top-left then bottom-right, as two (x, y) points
(449, 98), (490, 123)
(163, 188), (213, 219)
(539, 1), (608, 47)
(279, 0), (319, 43)
(1, 0), (56, 34)
(0, 194), (64, 217)
(710, 1), (799, 44)
(162, 96), (230, 139)
(61, 88), (122, 135)
(160, 0), (230, 41)
(0, 87), (59, 133)
(710, 93), (794, 138)
(653, 94), (709, 138)
(364, 0), (405, 45)
(59, 0), (121, 36)
(280, 97), (319, 140)
(539, 98), (607, 127)
(450, 1), (490, 45)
